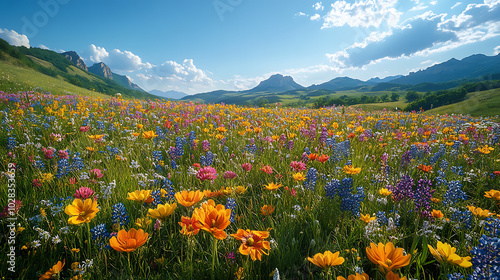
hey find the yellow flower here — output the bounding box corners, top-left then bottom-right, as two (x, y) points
(127, 190), (153, 203)
(175, 190), (204, 207)
(343, 165), (361, 175)
(485, 189), (500, 201)
(427, 241), (472, 268)
(379, 188), (392, 196)
(360, 213), (376, 223)
(147, 203), (177, 220)
(135, 217), (152, 229)
(71, 248), (80, 253)
(64, 198), (99, 225)
(264, 182), (282, 191)
(234, 186), (247, 195)
(40, 173), (53, 183)
(476, 145), (494, 154)
(293, 172), (306, 182)
(366, 242), (411, 274)
(142, 130), (158, 139)
(467, 205), (493, 219)
(307, 251), (345, 269)
(88, 134), (105, 140)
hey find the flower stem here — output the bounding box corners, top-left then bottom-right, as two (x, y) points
(211, 238), (218, 280)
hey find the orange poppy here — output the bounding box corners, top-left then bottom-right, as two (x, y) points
(337, 272), (370, 280)
(431, 209), (444, 219)
(39, 260), (65, 280)
(260, 205), (275, 216)
(110, 228), (149, 252)
(366, 242), (411, 274)
(307, 250), (345, 269)
(307, 153), (319, 161)
(316, 154), (330, 163)
(175, 190), (204, 207)
(178, 215), (202, 236)
(417, 164), (432, 173)
(192, 200), (231, 240)
(231, 229), (271, 261)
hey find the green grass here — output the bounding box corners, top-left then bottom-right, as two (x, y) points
(0, 60), (109, 97)
(425, 87), (500, 117)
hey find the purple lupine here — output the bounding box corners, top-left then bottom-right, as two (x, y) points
(319, 127), (328, 145)
(390, 175), (414, 201)
(414, 179), (434, 219)
(202, 140), (211, 151)
(286, 140), (294, 150)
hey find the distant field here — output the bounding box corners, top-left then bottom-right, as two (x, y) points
(425, 87), (500, 118)
(0, 61), (107, 97)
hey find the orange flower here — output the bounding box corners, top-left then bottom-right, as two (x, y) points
(110, 228), (149, 252)
(366, 242), (411, 274)
(147, 202), (177, 220)
(192, 200), (231, 240)
(178, 215), (202, 236)
(307, 250), (345, 269)
(316, 154), (330, 163)
(431, 209), (444, 219)
(431, 197), (441, 203)
(127, 190), (153, 203)
(385, 271), (408, 280)
(39, 260), (65, 280)
(64, 198), (99, 225)
(343, 165), (361, 175)
(264, 182), (282, 191)
(260, 205), (275, 216)
(348, 132), (356, 139)
(142, 131), (158, 139)
(175, 190), (204, 207)
(360, 213), (376, 223)
(231, 229), (271, 261)
(417, 164), (432, 173)
(337, 272), (370, 280)
(307, 153), (319, 161)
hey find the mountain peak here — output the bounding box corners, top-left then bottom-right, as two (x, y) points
(62, 51), (87, 71)
(248, 74), (303, 93)
(89, 62), (112, 79)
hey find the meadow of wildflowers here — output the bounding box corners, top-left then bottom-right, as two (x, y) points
(0, 91), (499, 279)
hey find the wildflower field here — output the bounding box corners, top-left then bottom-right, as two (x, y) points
(1, 92), (500, 280)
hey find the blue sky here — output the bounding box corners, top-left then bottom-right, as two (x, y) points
(1, 0), (500, 94)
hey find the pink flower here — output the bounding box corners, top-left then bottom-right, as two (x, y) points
(260, 165), (273, 174)
(223, 171), (237, 180)
(44, 149), (54, 159)
(79, 126), (90, 132)
(290, 161), (307, 172)
(241, 163), (252, 172)
(196, 166), (218, 182)
(74, 187), (95, 199)
(90, 169), (104, 179)
(32, 179), (41, 187)
(69, 178), (76, 185)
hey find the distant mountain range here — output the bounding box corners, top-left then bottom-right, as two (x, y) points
(149, 90), (188, 100)
(182, 53), (500, 104)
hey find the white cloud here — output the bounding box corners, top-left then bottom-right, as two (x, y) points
(326, 12), (457, 68)
(295, 12), (307, 16)
(38, 44), (50, 50)
(494, 45), (500, 55)
(313, 2), (324, 11)
(310, 14), (321, 21)
(451, 2), (462, 9)
(430, 1), (437, 5)
(440, 1), (500, 31)
(410, 3), (428, 11)
(86, 44), (151, 72)
(322, 0), (401, 28)
(0, 28), (30, 48)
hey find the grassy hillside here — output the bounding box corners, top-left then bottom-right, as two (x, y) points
(0, 59), (108, 97)
(425, 87), (500, 117)
(0, 39), (156, 99)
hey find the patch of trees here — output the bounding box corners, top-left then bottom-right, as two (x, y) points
(404, 88), (468, 111)
(313, 93), (400, 108)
